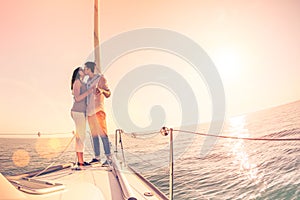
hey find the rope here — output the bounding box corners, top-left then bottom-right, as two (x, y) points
(117, 128), (300, 142)
(173, 129), (300, 141)
(122, 131), (161, 138)
(31, 135), (75, 178)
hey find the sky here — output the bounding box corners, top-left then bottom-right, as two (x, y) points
(0, 0), (300, 136)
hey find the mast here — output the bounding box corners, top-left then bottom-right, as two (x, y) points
(94, 0), (101, 73)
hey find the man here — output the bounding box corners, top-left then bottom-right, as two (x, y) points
(84, 61), (111, 166)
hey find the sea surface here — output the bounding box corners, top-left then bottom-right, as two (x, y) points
(1, 100), (300, 199)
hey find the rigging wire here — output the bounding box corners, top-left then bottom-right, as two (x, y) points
(173, 129), (300, 141)
(3, 128), (298, 141)
(120, 129), (300, 142)
(122, 131), (161, 138)
(31, 135), (75, 178)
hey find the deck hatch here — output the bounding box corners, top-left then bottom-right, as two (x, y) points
(9, 178), (65, 194)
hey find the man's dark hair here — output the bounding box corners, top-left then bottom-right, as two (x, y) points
(85, 61), (96, 73)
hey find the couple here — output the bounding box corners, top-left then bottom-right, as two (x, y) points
(70, 61), (111, 169)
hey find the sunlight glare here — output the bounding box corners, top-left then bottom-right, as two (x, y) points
(212, 46), (241, 81)
(35, 138), (64, 159)
(228, 115), (259, 181)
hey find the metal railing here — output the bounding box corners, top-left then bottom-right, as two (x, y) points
(115, 127), (174, 200)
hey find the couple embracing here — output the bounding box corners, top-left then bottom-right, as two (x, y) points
(70, 61), (111, 169)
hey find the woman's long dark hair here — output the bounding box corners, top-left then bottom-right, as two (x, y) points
(71, 67), (81, 90)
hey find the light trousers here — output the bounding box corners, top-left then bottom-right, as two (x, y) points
(71, 111), (86, 152)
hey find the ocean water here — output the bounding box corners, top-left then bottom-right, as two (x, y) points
(1, 100), (300, 199)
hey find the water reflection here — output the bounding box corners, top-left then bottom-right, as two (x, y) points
(227, 115), (259, 181)
(35, 138), (65, 159)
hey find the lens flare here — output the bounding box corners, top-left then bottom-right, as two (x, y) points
(12, 149), (30, 167)
(35, 138), (64, 159)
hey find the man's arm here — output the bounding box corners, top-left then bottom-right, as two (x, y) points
(97, 76), (111, 98)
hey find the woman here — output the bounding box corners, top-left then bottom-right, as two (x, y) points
(71, 67), (94, 168)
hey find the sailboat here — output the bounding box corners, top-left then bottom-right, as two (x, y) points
(0, 147), (168, 200)
(0, 1), (169, 199)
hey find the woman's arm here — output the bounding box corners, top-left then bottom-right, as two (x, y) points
(73, 80), (94, 102)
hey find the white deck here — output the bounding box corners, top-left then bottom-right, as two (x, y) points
(1, 158), (168, 200)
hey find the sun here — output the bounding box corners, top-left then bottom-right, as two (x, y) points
(211, 46), (242, 81)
